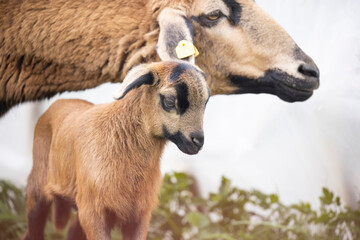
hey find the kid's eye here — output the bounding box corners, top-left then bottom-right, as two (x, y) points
(160, 94), (176, 112)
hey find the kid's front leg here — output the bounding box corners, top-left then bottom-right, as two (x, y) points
(66, 213), (87, 240)
(121, 210), (152, 240)
(78, 207), (110, 240)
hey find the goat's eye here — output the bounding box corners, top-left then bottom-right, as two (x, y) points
(206, 10), (222, 21)
(160, 94), (176, 112)
(164, 97), (175, 109)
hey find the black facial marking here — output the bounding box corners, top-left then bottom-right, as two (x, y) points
(191, 0), (241, 28)
(170, 63), (192, 82)
(165, 16), (194, 59)
(170, 64), (206, 103)
(175, 82), (189, 115)
(165, 24), (186, 58)
(222, 0), (242, 24)
(182, 16), (194, 42)
(191, 16), (201, 25)
(230, 74), (274, 99)
(162, 126), (185, 145)
(191, 12), (225, 28)
(230, 69), (319, 102)
(118, 72), (154, 100)
(162, 126), (200, 155)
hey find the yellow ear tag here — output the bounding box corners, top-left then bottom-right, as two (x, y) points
(175, 40), (199, 59)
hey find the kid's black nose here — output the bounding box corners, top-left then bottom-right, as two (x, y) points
(190, 132), (204, 149)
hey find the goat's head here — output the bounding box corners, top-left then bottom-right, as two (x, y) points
(113, 61), (209, 155)
(156, 0), (319, 102)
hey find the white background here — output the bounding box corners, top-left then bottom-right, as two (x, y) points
(1, 0), (359, 209)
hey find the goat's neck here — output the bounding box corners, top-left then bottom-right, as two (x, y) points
(103, 89), (166, 167)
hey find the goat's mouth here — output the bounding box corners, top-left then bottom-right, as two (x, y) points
(230, 70), (320, 102)
(162, 126), (201, 155)
(175, 140), (201, 155)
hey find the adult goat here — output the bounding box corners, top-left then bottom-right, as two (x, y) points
(0, 0), (320, 116)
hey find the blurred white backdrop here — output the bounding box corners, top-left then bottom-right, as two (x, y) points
(1, 0), (359, 209)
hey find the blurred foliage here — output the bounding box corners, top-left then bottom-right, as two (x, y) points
(0, 173), (359, 240)
(0, 180), (26, 239)
(149, 173), (360, 240)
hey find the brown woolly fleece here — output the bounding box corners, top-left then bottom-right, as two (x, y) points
(0, 0), (166, 115)
(0, 0), (319, 116)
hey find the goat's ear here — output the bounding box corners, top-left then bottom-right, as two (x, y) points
(157, 8), (195, 64)
(113, 64), (156, 100)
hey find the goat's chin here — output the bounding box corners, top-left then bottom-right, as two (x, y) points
(176, 143), (200, 155)
(162, 126), (201, 155)
(229, 70), (319, 102)
(172, 140), (201, 155)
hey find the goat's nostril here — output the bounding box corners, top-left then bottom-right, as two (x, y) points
(298, 64), (320, 78)
(191, 133), (204, 149)
(192, 137), (202, 147)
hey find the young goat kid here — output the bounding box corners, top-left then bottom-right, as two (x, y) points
(22, 61), (210, 240)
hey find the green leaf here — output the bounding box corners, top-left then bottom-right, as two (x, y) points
(320, 187), (334, 205)
(291, 202), (313, 214)
(336, 196), (341, 206)
(210, 193), (221, 203)
(269, 194), (279, 204)
(186, 212), (210, 228)
(316, 213), (331, 223)
(219, 177), (231, 196)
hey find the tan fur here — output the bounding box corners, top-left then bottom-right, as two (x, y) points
(192, 0), (306, 94)
(22, 61), (209, 240)
(0, 0), (318, 116)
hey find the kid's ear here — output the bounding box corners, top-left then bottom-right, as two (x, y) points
(156, 8), (195, 64)
(113, 64), (156, 100)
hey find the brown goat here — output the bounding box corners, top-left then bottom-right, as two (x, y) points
(0, 0), (319, 116)
(22, 61), (210, 240)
